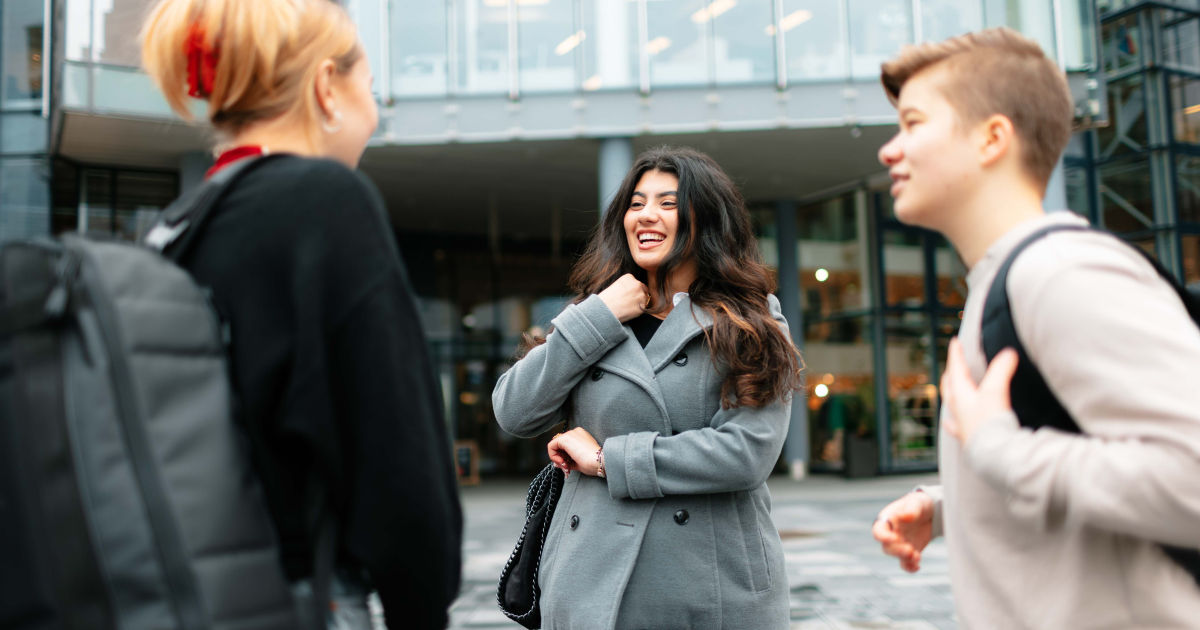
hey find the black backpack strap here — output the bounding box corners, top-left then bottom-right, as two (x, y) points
(144, 154), (281, 262)
(981, 224), (1090, 434)
(979, 221), (1200, 589)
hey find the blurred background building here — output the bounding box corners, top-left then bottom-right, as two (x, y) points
(2, 0), (1197, 478)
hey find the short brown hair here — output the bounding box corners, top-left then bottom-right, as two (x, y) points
(881, 27), (1073, 188)
(141, 0), (361, 139)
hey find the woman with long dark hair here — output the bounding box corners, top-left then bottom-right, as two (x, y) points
(493, 146), (802, 629)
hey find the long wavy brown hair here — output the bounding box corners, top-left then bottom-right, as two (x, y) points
(563, 146), (803, 409)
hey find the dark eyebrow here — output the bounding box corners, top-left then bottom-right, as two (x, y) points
(631, 190), (678, 201)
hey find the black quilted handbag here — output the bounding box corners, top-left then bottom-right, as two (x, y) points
(497, 463), (564, 629)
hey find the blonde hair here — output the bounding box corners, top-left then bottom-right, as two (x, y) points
(880, 27), (1073, 188)
(141, 0), (361, 137)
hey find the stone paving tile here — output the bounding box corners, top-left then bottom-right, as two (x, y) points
(439, 473), (955, 630)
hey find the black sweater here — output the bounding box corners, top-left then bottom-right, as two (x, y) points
(181, 155), (462, 629)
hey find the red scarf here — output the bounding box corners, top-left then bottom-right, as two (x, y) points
(205, 145), (266, 179)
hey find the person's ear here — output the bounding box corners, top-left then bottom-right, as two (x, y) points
(978, 114), (1014, 168)
(313, 59), (338, 121)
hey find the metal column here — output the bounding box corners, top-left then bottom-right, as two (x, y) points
(775, 200), (808, 479)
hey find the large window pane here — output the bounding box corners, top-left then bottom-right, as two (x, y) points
(392, 0), (449, 96)
(81, 169), (113, 237)
(882, 233), (925, 307)
(579, 0), (637, 91)
(0, 157), (49, 243)
(1101, 13), (1142, 75)
(783, 0), (845, 81)
(1171, 73), (1200, 145)
(884, 312), (937, 467)
(1161, 9), (1200, 72)
(998, 0), (1055, 62)
(1180, 155), (1200, 225)
(92, 0), (145, 67)
(66, 0), (90, 61)
(806, 332), (876, 472)
(1183, 233), (1200, 286)
(1060, 0), (1098, 70)
(1, 112), (46, 153)
(919, 0), (981, 43)
(848, 0), (911, 78)
(115, 171), (176, 242)
(2, 0), (43, 109)
(1099, 158), (1155, 234)
(518, 0), (576, 93)
(712, 0), (774, 85)
(455, 0), (510, 94)
(1096, 75), (1148, 160)
(934, 239), (966, 309)
(1064, 163), (1094, 221)
(798, 194), (868, 316)
(647, 0), (709, 87)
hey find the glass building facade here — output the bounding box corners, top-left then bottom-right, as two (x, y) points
(1, 0), (49, 243)
(9, 0), (1196, 478)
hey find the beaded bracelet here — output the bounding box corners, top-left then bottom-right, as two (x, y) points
(595, 448), (606, 478)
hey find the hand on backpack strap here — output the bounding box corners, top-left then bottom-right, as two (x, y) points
(941, 337), (1020, 446)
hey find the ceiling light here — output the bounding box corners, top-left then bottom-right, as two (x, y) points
(691, 0), (737, 24)
(483, 0), (550, 7)
(582, 75), (603, 91)
(555, 30), (586, 56)
(764, 9), (812, 36)
(646, 36), (672, 55)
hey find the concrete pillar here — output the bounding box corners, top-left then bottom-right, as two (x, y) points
(598, 137), (634, 214)
(179, 151), (213, 195)
(775, 200), (808, 479)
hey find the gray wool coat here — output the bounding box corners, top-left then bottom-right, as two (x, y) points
(493, 293), (792, 630)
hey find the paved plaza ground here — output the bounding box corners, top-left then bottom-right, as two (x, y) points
(445, 472), (957, 630)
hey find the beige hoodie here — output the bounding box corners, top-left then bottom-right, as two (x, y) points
(926, 212), (1200, 629)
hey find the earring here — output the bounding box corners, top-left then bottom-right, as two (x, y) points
(322, 109), (343, 134)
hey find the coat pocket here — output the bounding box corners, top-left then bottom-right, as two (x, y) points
(733, 492), (772, 593)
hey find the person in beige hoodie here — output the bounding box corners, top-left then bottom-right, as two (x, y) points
(870, 27), (1200, 629)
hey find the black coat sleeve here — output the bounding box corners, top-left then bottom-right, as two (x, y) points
(330, 271), (463, 629)
(289, 163), (462, 628)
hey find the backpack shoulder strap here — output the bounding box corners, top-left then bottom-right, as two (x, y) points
(144, 154), (282, 262)
(979, 221), (1200, 589)
(980, 223), (1090, 434)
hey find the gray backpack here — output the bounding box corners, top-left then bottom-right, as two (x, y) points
(0, 157), (329, 629)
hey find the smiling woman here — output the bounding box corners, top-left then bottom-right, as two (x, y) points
(493, 145), (803, 629)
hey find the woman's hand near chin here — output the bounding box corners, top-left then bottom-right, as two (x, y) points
(598, 274), (650, 323)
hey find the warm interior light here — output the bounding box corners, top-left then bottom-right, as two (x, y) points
(691, 0), (737, 24)
(815, 268), (829, 282)
(582, 75), (603, 90)
(555, 31), (586, 56)
(646, 36), (672, 55)
(764, 9), (813, 36)
(1185, 103), (1200, 115)
(814, 384), (829, 398)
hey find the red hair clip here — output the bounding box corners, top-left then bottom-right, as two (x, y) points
(184, 21), (219, 98)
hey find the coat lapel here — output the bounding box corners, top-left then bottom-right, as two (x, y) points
(643, 295), (714, 373)
(595, 327), (672, 428)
